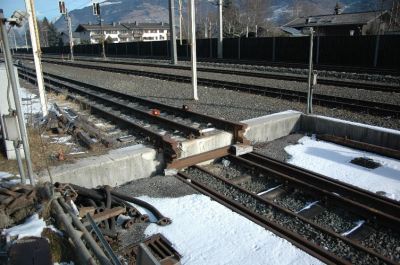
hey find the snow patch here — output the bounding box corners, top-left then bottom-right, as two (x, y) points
(20, 87), (42, 115)
(3, 214), (46, 240)
(285, 136), (400, 201)
(138, 195), (322, 265)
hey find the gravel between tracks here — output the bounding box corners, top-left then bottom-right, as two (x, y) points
(185, 166), (384, 264)
(36, 62), (400, 130)
(50, 55), (400, 84)
(50, 60), (400, 105)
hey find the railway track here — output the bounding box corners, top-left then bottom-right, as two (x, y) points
(20, 58), (400, 117)
(198, 58), (400, 77)
(16, 55), (400, 93)
(176, 153), (400, 265)
(17, 65), (247, 166)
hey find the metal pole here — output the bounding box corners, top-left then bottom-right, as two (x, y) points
(24, 0), (48, 117)
(13, 141), (26, 184)
(189, 0), (198, 100)
(0, 10), (35, 185)
(24, 30), (28, 51)
(57, 198), (112, 265)
(168, 0), (178, 64)
(12, 28), (18, 50)
(217, 0), (223, 59)
(66, 12), (74, 61)
(52, 200), (97, 265)
(306, 27), (314, 115)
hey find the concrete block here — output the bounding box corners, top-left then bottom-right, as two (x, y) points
(178, 130), (233, 158)
(242, 110), (302, 143)
(38, 144), (164, 188)
(231, 144), (253, 156)
(301, 115), (400, 150)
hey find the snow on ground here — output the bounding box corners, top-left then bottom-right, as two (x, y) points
(2, 214), (46, 240)
(0, 172), (13, 179)
(20, 87), (42, 115)
(136, 195), (323, 265)
(285, 136), (400, 201)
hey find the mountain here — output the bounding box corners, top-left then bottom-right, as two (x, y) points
(54, 0), (169, 33)
(54, 0), (390, 33)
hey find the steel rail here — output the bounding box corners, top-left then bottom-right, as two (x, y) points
(18, 68), (181, 161)
(245, 152), (400, 212)
(19, 66), (202, 138)
(177, 167), (398, 265)
(29, 58), (400, 117)
(17, 64), (247, 144)
(14, 53), (400, 76)
(34, 56), (400, 93)
(175, 172), (343, 265)
(229, 154), (400, 232)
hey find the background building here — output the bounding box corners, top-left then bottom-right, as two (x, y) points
(284, 10), (391, 36)
(75, 22), (169, 43)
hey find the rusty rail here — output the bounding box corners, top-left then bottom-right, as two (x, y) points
(235, 153), (400, 232)
(177, 165), (398, 265)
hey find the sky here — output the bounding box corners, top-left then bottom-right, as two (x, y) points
(1, 0), (93, 21)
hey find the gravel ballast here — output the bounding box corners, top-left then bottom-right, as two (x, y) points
(185, 166), (384, 264)
(35, 62), (400, 130)
(61, 60), (400, 105)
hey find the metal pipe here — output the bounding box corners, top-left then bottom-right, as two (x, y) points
(23, 0), (48, 116)
(58, 197), (112, 265)
(13, 141), (26, 184)
(168, 0), (178, 65)
(52, 199), (97, 265)
(306, 27), (314, 115)
(217, 0), (223, 59)
(66, 13), (74, 61)
(63, 183), (172, 226)
(189, 0), (198, 100)
(0, 10), (35, 185)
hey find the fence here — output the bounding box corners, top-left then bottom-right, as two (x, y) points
(14, 35), (400, 70)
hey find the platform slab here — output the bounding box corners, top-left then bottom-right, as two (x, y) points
(38, 144), (163, 188)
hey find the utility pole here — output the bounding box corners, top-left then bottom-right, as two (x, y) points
(306, 27), (315, 115)
(217, 0), (223, 59)
(59, 1), (74, 61)
(168, 0), (178, 65)
(24, 0), (48, 116)
(12, 27), (18, 50)
(189, 0), (198, 100)
(0, 9), (35, 185)
(93, 2), (106, 59)
(66, 13), (74, 61)
(24, 30), (29, 51)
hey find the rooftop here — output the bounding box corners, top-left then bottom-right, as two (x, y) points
(284, 10), (388, 28)
(75, 22), (169, 32)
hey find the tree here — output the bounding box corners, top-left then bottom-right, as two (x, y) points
(38, 17), (59, 47)
(105, 36), (114, 43)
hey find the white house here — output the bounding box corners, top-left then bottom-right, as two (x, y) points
(75, 22), (170, 43)
(75, 23), (131, 44)
(122, 22), (169, 41)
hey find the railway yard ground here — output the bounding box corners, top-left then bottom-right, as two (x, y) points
(1, 55), (400, 265)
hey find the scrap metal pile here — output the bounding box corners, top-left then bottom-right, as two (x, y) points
(0, 181), (180, 265)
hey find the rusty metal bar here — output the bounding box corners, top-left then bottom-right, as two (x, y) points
(58, 197), (112, 265)
(166, 146), (231, 169)
(52, 199), (97, 265)
(317, 134), (400, 160)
